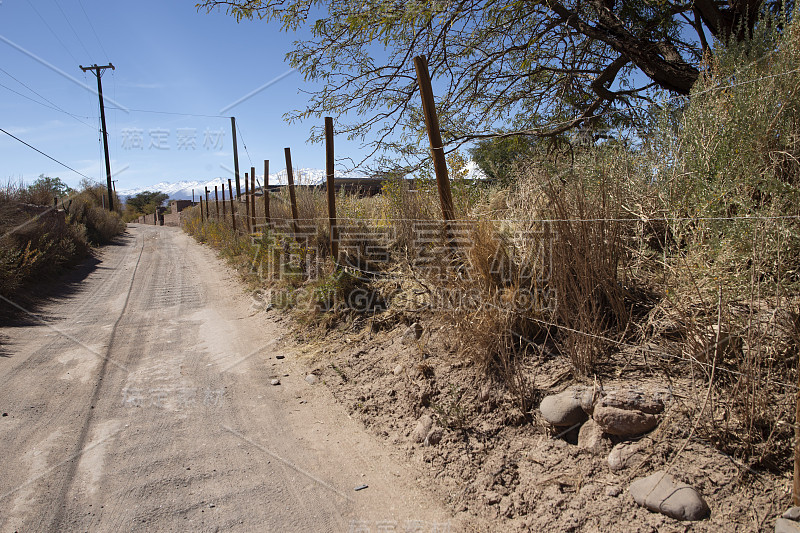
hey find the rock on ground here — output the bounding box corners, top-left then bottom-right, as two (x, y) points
(776, 517), (800, 533)
(593, 405), (658, 437)
(577, 419), (611, 455)
(410, 414), (434, 443)
(539, 388), (588, 427)
(629, 470), (710, 521)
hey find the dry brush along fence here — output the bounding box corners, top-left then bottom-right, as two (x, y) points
(181, 55), (800, 501)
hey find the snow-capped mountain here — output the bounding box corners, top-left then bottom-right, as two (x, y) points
(117, 168), (360, 201)
(117, 163), (486, 201)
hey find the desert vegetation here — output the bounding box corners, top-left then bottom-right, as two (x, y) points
(0, 177), (125, 301)
(184, 11), (800, 477)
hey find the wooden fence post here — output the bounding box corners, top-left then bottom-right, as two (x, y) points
(795, 361), (800, 506)
(244, 172), (251, 233)
(250, 166), (256, 232)
(222, 183), (227, 219)
(413, 55), (455, 223)
(214, 186), (220, 219)
(204, 187), (210, 220)
(263, 159), (271, 228)
(228, 178), (237, 233)
(199, 197), (204, 222)
(231, 117), (241, 200)
(324, 117), (339, 261)
(284, 147), (300, 236)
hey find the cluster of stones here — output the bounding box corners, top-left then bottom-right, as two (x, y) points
(776, 507), (800, 532)
(539, 385), (710, 522)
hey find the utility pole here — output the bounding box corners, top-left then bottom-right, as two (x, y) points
(80, 63), (115, 211)
(231, 117), (241, 200)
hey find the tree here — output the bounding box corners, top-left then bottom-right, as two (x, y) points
(126, 191), (169, 215)
(26, 175), (73, 205)
(469, 136), (537, 185)
(198, 0), (788, 170)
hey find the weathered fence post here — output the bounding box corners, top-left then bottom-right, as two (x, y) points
(284, 147), (300, 236)
(324, 117), (339, 260)
(795, 362), (800, 505)
(250, 167), (256, 232)
(227, 178), (237, 233)
(204, 187), (210, 220)
(263, 159), (271, 228)
(231, 117), (241, 200)
(214, 186), (220, 219)
(413, 55), (455, 224)
(244, 172), (251, 233)
(199, 197), (204, 222)
(221, 183), (227, 219)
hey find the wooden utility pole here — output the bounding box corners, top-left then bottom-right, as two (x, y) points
(324, 117), (339, 260)
(231, 117), (241, 199)
(250, 167), (256, 232)
(263, 159), (270, 228)
(413, 56), (455, 222)
(80, 63), (115, 211)
(214, 186), (220, 219)
(227, 178), (236, 232)
(284, 147), (300, 236)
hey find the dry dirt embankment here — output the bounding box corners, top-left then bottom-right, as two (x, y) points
(0, 224), (461, 532)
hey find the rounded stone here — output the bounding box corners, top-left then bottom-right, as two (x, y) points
(629, 471), (709, 521)
(539, 388), (589, 427)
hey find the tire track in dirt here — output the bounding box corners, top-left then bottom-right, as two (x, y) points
(48, 230), (145, 530)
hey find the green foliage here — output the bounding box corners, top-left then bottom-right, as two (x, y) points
(469, 136), (536, 185)
(25, 175), (73, 205)
(125, 190), (169, 215)
(198, 0), (784, 169)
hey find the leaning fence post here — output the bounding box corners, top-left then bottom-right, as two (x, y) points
(228, 178), (237, 233)
(284, 147), (300, 237)
(263, 159), (271, 228)
(324, 117), (339, 261)
(414, 55), (455, 224)
(214, 186), (220, 219)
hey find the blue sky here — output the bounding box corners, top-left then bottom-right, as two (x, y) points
(0, 0), (366, 191)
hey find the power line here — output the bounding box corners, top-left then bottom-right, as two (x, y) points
(104, 106), (230, 119)
(0, 127), (98, 182)
(0, 67), (98, 129)
(52, 0), (93, 61)
(24, 0), (81, 66)
(77, 0), (110, 63)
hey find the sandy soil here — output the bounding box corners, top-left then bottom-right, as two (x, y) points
(283, 317), (794, 532)
(0, 224), (462, 532)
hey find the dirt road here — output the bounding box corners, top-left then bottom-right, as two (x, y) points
(0, 224), (458, 532)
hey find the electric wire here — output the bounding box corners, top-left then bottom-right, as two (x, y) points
(77, 0), (110, 63)
(24, 0), (81, 66)
(52, 0), (94, 61)
(0, 127), (98, 182)
(0, 80), (97, 129)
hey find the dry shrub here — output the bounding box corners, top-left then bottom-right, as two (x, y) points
(0, 199), (88, 299)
